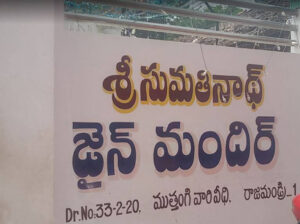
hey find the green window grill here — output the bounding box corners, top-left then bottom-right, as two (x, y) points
(291, 0), (300, 9)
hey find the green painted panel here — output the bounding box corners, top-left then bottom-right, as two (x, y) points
(291, 0), (300, 9)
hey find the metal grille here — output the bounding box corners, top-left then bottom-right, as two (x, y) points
(64, 0), (299, 51)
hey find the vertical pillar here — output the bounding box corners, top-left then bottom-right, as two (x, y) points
(0, 1), (54, 223)
(291, 9), (300, 53)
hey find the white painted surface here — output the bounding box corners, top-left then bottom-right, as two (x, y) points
(291, 9), (300, 53)
(0, 2), (54, 224)
(0, 1), (299, 223)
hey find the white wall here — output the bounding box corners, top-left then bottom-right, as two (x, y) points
(0, 2), (54, 224)
(291, 9), (300, 53)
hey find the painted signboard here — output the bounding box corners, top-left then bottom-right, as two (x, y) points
(55, 31), (300, 224)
